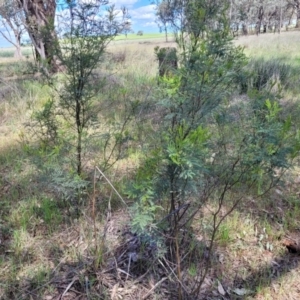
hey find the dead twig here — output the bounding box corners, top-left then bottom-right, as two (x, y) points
(60, 276), (79, 300)
(142, 277), (168, 300)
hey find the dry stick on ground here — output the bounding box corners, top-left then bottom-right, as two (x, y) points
(126, 254), (132, 281)
(142, 277), (168, 300)
(85, 276), (90, 299)
(60, 276), (79, 300)
(159, 257), (189, 295)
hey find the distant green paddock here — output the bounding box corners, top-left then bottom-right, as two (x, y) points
(114, 33), (165, 41)
(0, 47), (32, 58)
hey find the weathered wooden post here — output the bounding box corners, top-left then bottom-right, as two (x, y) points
(155, 47), (178, 77)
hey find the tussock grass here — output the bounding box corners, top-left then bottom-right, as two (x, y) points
(235, 31), (300, 65)
(107, 41), (176, 78)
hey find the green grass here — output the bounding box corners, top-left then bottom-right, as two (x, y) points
(9, 196), (63, 232)
(113, 32), (166, 41)
(0, 47), (33, 58)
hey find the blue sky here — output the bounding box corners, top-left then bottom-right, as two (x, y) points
(0, 0), (159, 48)
(111, 0), (158, 33)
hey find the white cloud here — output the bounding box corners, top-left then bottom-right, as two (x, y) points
(130, 4), (156, 20)
(143, 21), (156, 27)
(109, 0), (139, 7)
(79, 0), (98, 3)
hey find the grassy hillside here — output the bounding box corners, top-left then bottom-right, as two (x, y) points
(0, 31), (300, 299)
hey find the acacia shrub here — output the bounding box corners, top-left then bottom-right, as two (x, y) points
(125, 1), (300, 297)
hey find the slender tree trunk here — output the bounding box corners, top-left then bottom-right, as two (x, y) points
(263, 24), (267, 33)
(242, 23), (248, 35)
(13, 32), (23, 59)
(256, 5), (264, 35)
(279, 1), (282, 34)
(296, 5), (300, 28)
(76, 99), (82, 176)
(165, 26), (168, 42)
(77, 130), (82, 176)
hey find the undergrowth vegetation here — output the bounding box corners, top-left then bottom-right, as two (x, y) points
(1, 2), (300, 299)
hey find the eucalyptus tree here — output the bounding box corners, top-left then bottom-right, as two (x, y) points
(229, 0), (256, 35)
(122, 20), (132, 38)
(0, 0), (24, 58)
(230, 0), (288, 35)
(286, 0), (300, 27)
(15, 0), (60, 72)
(155, 0), (173, 42)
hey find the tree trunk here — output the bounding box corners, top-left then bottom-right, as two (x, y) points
(13, 32), (23, 59)
(263, 24), (267, 33)
(75, 94), (82, 176)
(18, 0), (60, 73)
(255, 23), (260, 35)
(242, 24), (248, 35)
(296, 5), (300, 28)
(256, 5), (264, 35)
(165, 25), (168, 42)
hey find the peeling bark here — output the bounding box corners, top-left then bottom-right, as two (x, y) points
(17, 0), (60, 72)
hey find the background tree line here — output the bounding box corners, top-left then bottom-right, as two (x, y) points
(0, 0), (299, 66)
(156, 0), (300, 41)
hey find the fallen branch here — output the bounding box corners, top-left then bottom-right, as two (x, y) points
(60, 276), (79, 300)
(142, 277), (167, 300)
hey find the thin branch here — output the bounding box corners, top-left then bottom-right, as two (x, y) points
(95, 166), (129, 213)
(142, 277), (168, 300)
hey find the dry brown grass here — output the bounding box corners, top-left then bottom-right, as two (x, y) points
(107, 40), (177, 79)
(234, 31), (300, 63)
